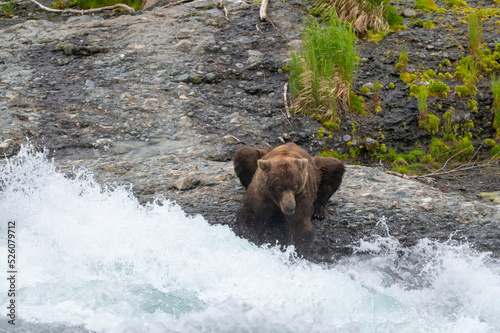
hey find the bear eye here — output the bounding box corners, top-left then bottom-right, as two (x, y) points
(293, 185), (298, 192)
(276, 187), (284, 193)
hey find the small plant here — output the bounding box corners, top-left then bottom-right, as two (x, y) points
(396, 44), (409, 72)
(492, 74), (500, 137)
(417, 85), (428, 121)
(455, 56), (479, 96)
(442, 110), (456, 141)
(372, 78), (382, 105)
(1, 0), (15, 17)
(428, 80), (449, 97)
(467, 12), (482, 60)
(423, 20), (435, 28)
(360, 85), (371, 94)
(400, 72), (416, 83)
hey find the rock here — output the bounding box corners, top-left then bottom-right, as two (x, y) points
(187, 74), (203, 84)
(175, 39), (192, 50)
(402, 9), (417, 18)
(247, 50), (264, 67)
(174, 176), (200, 190)
(343, 135), (351, 142)
(63, 43), (74, 55)
(205, 73), (216, 83)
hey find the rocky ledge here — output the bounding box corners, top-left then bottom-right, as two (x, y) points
(0, 0), (499, 262)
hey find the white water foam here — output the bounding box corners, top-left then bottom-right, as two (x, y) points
(1, 146), (500, 332)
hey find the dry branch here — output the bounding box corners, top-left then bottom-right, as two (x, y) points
(26, 0), (135, 14)
(386, 143), (500, 181)
(259, 0), (269, 21)
(216, 0), (228, 19)
(283, 82), (292, 120)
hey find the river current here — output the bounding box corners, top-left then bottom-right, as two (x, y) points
(1, 147), (499, 332)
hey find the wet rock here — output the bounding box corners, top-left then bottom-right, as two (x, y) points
(174, 176), (200, 190)
(402, 9), (417, 18)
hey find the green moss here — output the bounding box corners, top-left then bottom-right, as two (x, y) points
(323, 119), (340, 131)
(421, 155), (434, 163)
(360, 85), (371, 94)
(419, 114), (440, 134)
(415, 0), (439, 11)
(350, 90), (366, 115)
(492, 144), (500, 158)
(454, 136), (474, 161)
(445, 0), (467, 7)
(367, 29), (386, 43)
(429, 137), (451, 158)
(423, 20), (435, 28)
(485, 139), (496, 147)
(384, 4), (404, 28)
(389, 82), (395, 89)
(455, 85), (471, 97)
(364, 139), (380, 155)
(428, 81), (449, 97)
(319, 149), (347, 159)
(380, 143), (387, 153)
(400, 72), (416, 83)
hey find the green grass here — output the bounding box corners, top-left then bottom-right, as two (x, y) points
(467, 12), (482, 60)
(493, 75), (500, 136)
(289, 14), (358, 120)
(417, 85), (428, 121)
(1, 0), (15, 17)
(455, 56), (479, 96)
(74, 0), (142, 10)
(310, 0), (402, 34)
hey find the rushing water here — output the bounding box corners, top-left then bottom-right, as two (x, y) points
(1, 147), (500, 333)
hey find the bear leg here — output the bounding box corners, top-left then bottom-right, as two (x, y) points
(287, 217), (314, 257)
(312, 156), (345, 220)
(235, 207), (267, 245)
(234, 146), (271, 189)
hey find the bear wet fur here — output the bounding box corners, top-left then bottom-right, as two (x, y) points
(233, 143), (345, 257)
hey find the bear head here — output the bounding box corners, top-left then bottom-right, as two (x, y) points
(257, 157), (309, 215)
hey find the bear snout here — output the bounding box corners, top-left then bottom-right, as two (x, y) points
(280, 192), (296, 215)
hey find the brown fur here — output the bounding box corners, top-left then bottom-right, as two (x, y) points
(233, 143), (345, 257)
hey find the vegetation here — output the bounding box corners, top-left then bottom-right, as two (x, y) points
(310, 0), (403, 34)
(415, 0), (439, 11)
(467, 12), (482, 60)
(1, 0), (15, 17)
(53, 0), (142, 10)
(289, 14), (359, 121)
(493, 75), (500, 138)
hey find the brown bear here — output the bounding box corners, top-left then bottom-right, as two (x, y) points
(233, 142), (345, 257)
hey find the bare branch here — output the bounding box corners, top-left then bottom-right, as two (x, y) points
(26, 0), (135, 14)
(283, 82), (292, 120)
(215, 0), (228, 19)
(259, 0), (269, 21)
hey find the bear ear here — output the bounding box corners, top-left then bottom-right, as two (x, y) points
(296, 158), (308, 171)
(257, 159), (272, 172)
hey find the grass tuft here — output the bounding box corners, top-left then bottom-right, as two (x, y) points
(289, 14), (359, 120)
(467, 12), (482, 60)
